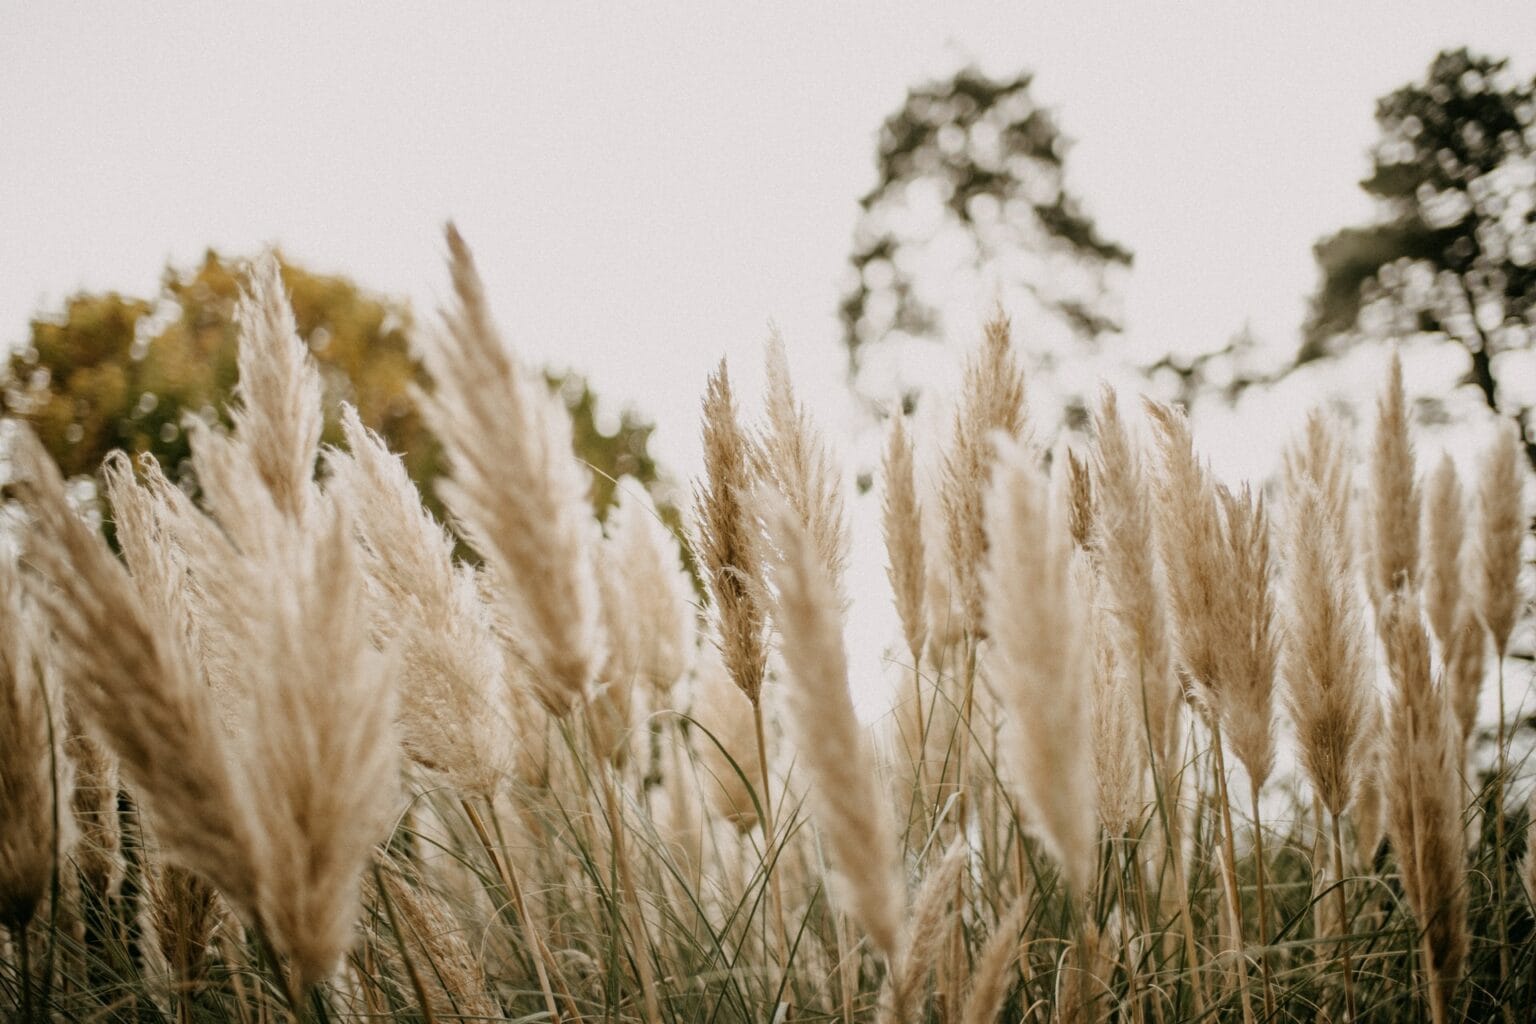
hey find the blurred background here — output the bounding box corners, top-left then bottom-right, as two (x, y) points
(5, 2), (1536, 709)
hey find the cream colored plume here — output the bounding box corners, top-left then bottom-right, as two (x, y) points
(236, 499), (401, 993)
(753, 329), (849, 598)
(327, 405), (515, 796)
(1090, 388), (1180, 776)
(1368, 352), (1419, 607)
(942, 312), (1029, 635)
(417, 224), (602, 715)
(1281, 481), (1373, 816)
(606, 485), (697, 693)
(0, 548), (74, 930)
(10, 429), (262, 914)
(760, 490), (905, 960)
(981, 438), (1096, 894)
(692, 359), (769, 704)
(882, 414), (928, 666)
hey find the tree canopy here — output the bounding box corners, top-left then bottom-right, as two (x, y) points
(2, 252), (659, 518)
(841, 66), (1132, 408)
(1305, 48), (1536, 465)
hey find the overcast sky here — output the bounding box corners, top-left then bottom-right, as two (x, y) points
(7, 3), (1536, 470)
(6, 3), (1535, 709)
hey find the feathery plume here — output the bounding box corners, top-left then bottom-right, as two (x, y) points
(1090, 595), (1143, 837)
(11, 429), (261, 912)
(880, 839), (967, 1024)
(0, 553), (71, 931)
(1368, 352), (1419, 606)
(328, 406), (515, 796)
(64, 707), (120, 901)
(942, 312), (1029, 635)
(607, 486), (696, 693)
(761, 491), (905, 960)
(693, 359), (769, 704)
(1444, 608), (1487, 748)
(239, 500), (401, 993)
(1381, 594), (1468, 1020)
(373, 861), (500, 1020)
(418, 224), (601, 715)
(982, 439), (1096, 893)
(753, 330), (849, 597)
(1065, 447), (1096, 552)
(1422, 455), (1466, 650)
(1282, 483), (1373, 816)
(1091, 388), (1180, 774)
(1214, 486), (1279, 788)
(882, 415), (928, 665)
(228, 254), (324, 524)
(1281, 407), (1354, 544)
(1145, 399), (1225, 718)
(1476, 418), (1525, 657)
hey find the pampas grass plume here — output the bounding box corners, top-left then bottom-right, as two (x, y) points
(761, 490), (905, 960)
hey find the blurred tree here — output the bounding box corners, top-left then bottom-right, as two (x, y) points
(2, 252), (659, 519)
(841, 66), (1132, 406)
(1303, 48), (1536, 467)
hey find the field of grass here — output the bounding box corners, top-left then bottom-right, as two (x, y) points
(0, 226), (1531, 1023)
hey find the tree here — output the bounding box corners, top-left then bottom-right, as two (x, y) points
(1304, 48), (1536, 467)
(841, 66), (1132, 408)
(2, 252), (660, 519)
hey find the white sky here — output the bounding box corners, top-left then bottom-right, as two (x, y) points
(5, 2), (1535, 713)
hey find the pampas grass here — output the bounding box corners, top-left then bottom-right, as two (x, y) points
(5, 236), (1536, 1024)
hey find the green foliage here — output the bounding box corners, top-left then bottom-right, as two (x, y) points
(841, 66), (1132, 399)
(2, 252), (660, 519)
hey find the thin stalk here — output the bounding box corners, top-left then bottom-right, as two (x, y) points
(1109, 841), (1148, 1024)
(1424, 932), (1448, 1024)
(599, 757), (663, 1024)
(910, 659), (930, 841)
(751, 696), (792, 974)
(1210, 729), (1255, 1024)
(1494, 656), (1513, 1024)
(1328, 811), (1358, 1023)
(459, 797), (568, 1023)
(1248, 776), (1275, 1020)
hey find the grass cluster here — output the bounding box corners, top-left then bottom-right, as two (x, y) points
(0, 226), (1532, 1024)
